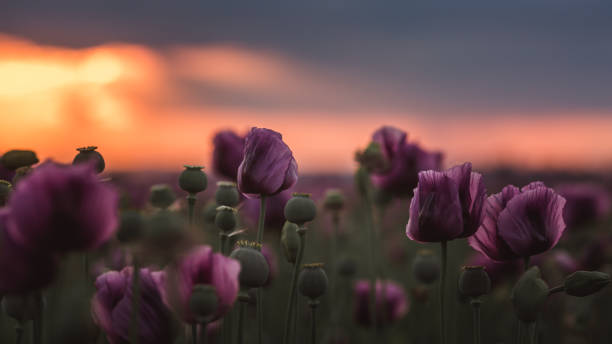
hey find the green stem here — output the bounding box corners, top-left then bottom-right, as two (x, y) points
(310, 302), (318, 344)
(329, 213), (339, 326)
(256, 195), (267, 244)
(200, 323), (207, 344)
(33, 292), (43, 344)
(191, 323), (197, 344)
(220, 233), (227, 255)
(237, 301), (246, 344)
(283, 229), (306, 344)
(362, 185), (378, 329)
(256, 195), (267, 344)
(516, 322), (523, 344)
(548, 285), (565, 295)
(187, 194), (196, 225)
(130, 261), (141, 344)
(471, 300), (481, 344)
(439, 241), (447, 344)
(219, 232), (230, 344)
(15, 326), (23, 344)
(524, 257), (530, 271)
(529, 322), (536, 344)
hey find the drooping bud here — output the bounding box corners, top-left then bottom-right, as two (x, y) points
(281, 221), (300, 263)
(215, 206), (237, 232)
(215, 181), (240, 207)
(323, 189), (345, 212)
(284, 193), (316, 226)
(202, 201), (218, 224)
(230, 241), (269, 289)
(189, 285), (219, 324)
(458, 266), (491, 298)
(412, 250), (440, 285)
(563, 270), (610, 297)
(1, 150), (39, 170)
(179, 165), (208, 195)
(1, 293), (43, 324)
(337, 256), (357, 278)
(116, 210), (144, 244)
(12, 166), (32, 185)
(0, 180), (11, 206)
(149, 184), (176, 209)
(298, 263), (328, 300)
(73, 146), (105, 173)
(355, 142), (387, 172)
(511, 266), (549, 323)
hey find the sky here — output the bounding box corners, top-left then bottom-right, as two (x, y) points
(1, 1), (612, 173)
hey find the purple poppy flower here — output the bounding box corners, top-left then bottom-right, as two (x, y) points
(237, 128), (297, 198)
(92, 267), (175, 344)
(556, 183), (611, 228)
(354, 279), (408, 327)
(166, 245), (240, 324)
(406, 162), (486, 242)
(370, 126), (443, 197)
(466, 253), (521, 287)
(0, 209), (58, 293)
(212, 130), (245, 181)
(469, 182), (566, 261)
(6, 162), (119, 252)
(242, 190), (292, 231)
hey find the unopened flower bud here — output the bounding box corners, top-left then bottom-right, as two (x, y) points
(73, 146), (105, 173)
(149, 184), (176, 209)
(215, 206), (237, 232)
(116, 210), (144, 243)
(215, 181), (240, 206)
(355, 142), (386, 172)
(1, 150), (38, 170)
(0, 180), (11, 206)
(458, 266), (491, 298)
(189, 285), (219, 323)
(337, 256), (357, 277)
(284, 193), (316, 226)
(202, 201), (218, 224)
(230, 241), (269, 289)
(412, 250), (440, 285)
(12, 166), (32, 185)
(511, 267), (549, 323)
(1, 293), (43, 323)
(298, 263), (328, 300)
(323, 189), (345, 211)
(179, 165), (208, 195)
(563, 270), (610, 297)
(281, 221), (300, 263)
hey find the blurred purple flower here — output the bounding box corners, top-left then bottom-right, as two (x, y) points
(556, 183), (611, 228)
(212, 130), (245, 181)
(354, 279), (408, 327)
(168, 245), (240, 323)
(6, 162), (119, 252)
(466, 252), (521, 287)
(406, 162), (486, 242)
(261, 245), (278, 286)
(370, 126), (443, 197)
(469, 182), (566, 261)
(237, 128), (297, 198)
(92, 267), (175, 344)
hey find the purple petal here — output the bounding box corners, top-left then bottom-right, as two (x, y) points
(212, 130), (245, 181)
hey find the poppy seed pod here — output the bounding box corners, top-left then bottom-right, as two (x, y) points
(298, 263), (328, 300)
(1, 293), (43, 323)
(337, 256), (357, 277)
(12, 166), (32, 185)
(323, 189), (345, 212)
(179, 165), (208, 195)
(230, 241), (269, 289)
(189, 285), (219, 323)
(281, 221), (300, 263)
(563, 270), (611, 297)
(0, 180), (11, 206)
(73, 146), (105, 173)
(215, 181), (240, 207)
(511, 267), (549, 323)
(458, 266), (491, 298)
(116, 210), (144, 244)
(215, 206), (237, 232)
(149, 184), (176, 209)
(1, 150), (39, 170)
(284, 193), (316, 226)
(412, 250), (440, 285)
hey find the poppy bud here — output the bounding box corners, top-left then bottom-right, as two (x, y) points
(323, 189), (345, 212)
(563, 270), (610, 297)
(12, 166), (32, 185)
(511, 267), (549, 323)
(412, 250), (440, 285)
(116, 210), (144, 244)
(189, 284), (219, 323)
(149, 184), (176, 209)
(230, 241), (269, 289)
(284, 193), (316, 226)
(73, 146), (105, 173)
(1, 150), (38, 170)
(298, 263), (328, 300)
(281, 221), (300, 263)
(202, 201), (218, 224)
(215, 181), (240, 207)
(337, 256), (357, 277)
(215, 206), (237, 232)
(0, 180), (11, 206)
(179, 165), (208, 195)
(458, 266), (491, 298)
(355, 142), (386, 172)
(1, 293), (43, 324)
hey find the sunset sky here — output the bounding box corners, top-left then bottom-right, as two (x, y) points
(2, 1), (612, 173)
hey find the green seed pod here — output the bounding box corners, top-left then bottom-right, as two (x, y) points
(1, 293), (43, 323)
(202, 201), (218, 224)
(298, 263), (328, 300)
(189, 285), (219, 323)
(337, 256), (357, 277)
(116, 210), (144, 244)
(511, 266), (549, 323)
(179, 165), (207, 195)
(0, 180), (11, 206)
(458, 266), (491, 298)
(73, 146), (105, 173)
(563, 270), (611, 297)
(323, 189), (345, 211)
(215, 206), (237, 232)
(215, 181), (240, 207)
(230, 241), (269, 289)
(12, 166), (32, 185)
(149, 184), (176, 209)
(145, 210), (186, 252)
(281, 221), (300, 263)
(284, 193), (316, 226)
(1, 150), (39, 170)
(412, 250), (440, 285)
